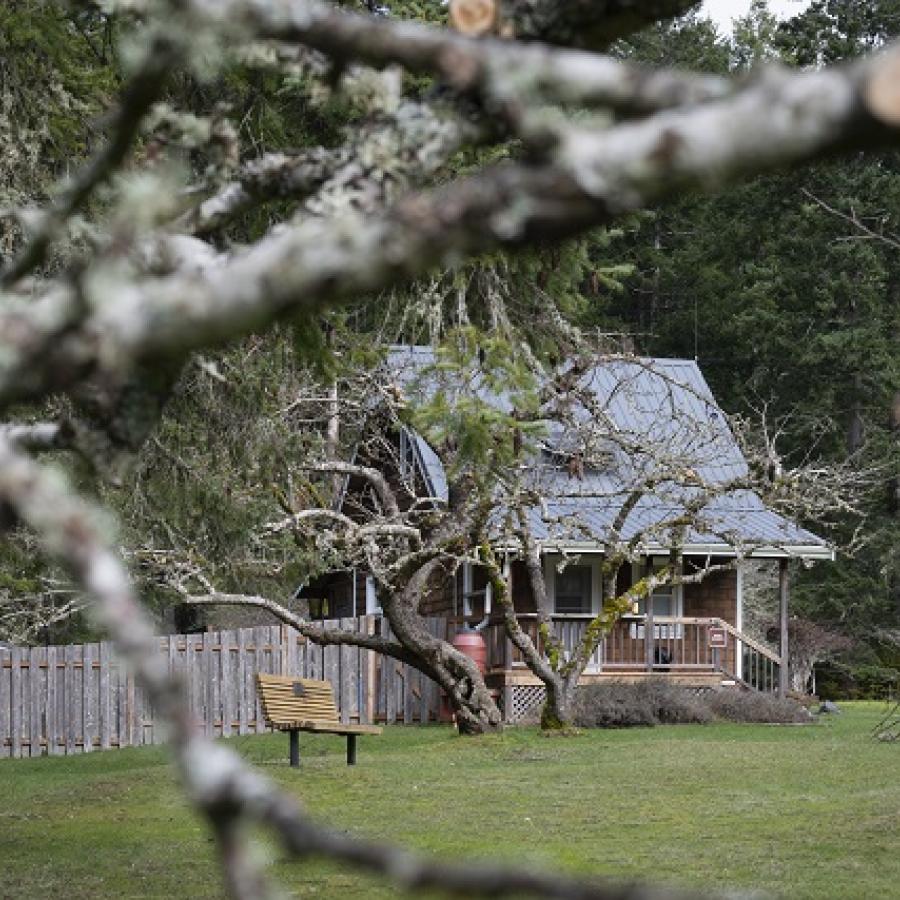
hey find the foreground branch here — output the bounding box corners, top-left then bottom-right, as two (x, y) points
(202, 0), (730, 116)
(499, 0), (703, 50)
(0, 422), (73, 452)
(3, 45), (900, 409)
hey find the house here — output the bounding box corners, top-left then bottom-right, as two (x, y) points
(302, 346), (832, 716)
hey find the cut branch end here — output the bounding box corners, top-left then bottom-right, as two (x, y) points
(864, 48), (900, 126)
(449, 0), (497, 37)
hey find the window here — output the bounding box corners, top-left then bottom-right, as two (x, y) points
(554, 565), (592, 614)
(629, 562), (683, 638)
(635, 587), (675, 618)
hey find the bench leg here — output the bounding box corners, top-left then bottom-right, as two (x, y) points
(346, 734), (357, 766)
(289, 729), (300, 768)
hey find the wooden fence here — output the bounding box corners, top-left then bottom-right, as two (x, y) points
(0, 616), (449, 759)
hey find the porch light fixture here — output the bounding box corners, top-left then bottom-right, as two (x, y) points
(631, 599), (640, 616)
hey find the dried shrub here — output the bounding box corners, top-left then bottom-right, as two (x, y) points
(573, 680), (713, 729)
(572, 680), (810, 729)
(705, 689), (812, 724)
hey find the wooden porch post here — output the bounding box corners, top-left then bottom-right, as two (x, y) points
(778, 558), (789, 698)
(644, 557), (654, 672)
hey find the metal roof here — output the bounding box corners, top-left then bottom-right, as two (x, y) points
(385, 346), (832, 560)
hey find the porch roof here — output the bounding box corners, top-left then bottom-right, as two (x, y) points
(387, 346), (833, 561)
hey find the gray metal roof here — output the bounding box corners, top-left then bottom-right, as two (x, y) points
(385, 346), (831, 560)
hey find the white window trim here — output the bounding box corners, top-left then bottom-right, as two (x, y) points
(459, 562), (493, 619)
(461, 563), (473, 617)
(365, 576), (382, 615)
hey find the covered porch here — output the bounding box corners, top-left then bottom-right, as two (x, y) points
(481, 613), (782, 693)
(456, 550), (813, 711)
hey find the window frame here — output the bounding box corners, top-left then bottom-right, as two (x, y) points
(543, 555), (602, 617)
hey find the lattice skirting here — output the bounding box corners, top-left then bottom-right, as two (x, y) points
(504, 685), (546, 723)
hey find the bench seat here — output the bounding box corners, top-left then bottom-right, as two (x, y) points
(256, 673), (382, 766)
(269, 720), (382, 735)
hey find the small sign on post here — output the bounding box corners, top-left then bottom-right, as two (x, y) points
(708, 626), (728, 649)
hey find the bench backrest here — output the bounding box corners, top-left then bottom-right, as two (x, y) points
(256, 674), (340, 727)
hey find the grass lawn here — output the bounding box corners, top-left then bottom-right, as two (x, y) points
(2, 702), (898, 898)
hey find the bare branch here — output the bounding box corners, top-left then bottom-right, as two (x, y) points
(183, 592), (418, 662)
(801, 187), (900, 252)
(299, 460), (401, 518)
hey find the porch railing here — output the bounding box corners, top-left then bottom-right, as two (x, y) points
(481, 615), (781, 691)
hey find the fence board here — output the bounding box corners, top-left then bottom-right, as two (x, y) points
(284, 626), (297, 678)
(0, 649), (9, 758)
(203, 632), (214, 738)
(45, 646), (57, 755)
(253, 627), (266, 734)
(361, 617), (373, 726)
(385, 645), (396, 725)
(65, 644), (78, 755)
(221, 630), (232, 738)
(324, 641), (340, 713)
(10, 646), (21, 758)
(28, 646), (41, 757)
(126, 667), (137, 748)
(82, 644), (95, 753)
(339, 619), (353, 725)
(98, 643), (111, 750)
(237, 628), (249, 735)
(117, 661), (125, 747)
(404, 665), (415, 725)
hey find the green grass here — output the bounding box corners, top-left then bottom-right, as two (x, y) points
(2, 703), (898, 898)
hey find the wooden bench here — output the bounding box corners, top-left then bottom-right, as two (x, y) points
(256, 674), (382, 766)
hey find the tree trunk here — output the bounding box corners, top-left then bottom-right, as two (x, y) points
(790, 658), (813, 694)
(385, 583), (502, 733)
(540, 675), (578, 730)
(438, 652), (503, 734)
